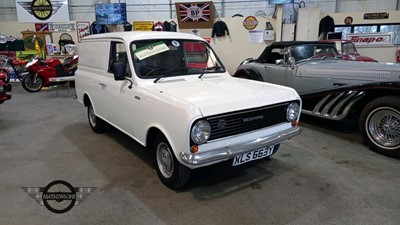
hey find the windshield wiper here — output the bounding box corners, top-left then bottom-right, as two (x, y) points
(198, 66), (224, 79)
(153, 67), (187, 83)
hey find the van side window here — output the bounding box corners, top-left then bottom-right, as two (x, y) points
(108, 41), (132, 77)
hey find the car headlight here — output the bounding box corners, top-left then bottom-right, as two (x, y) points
(286, 102), (300, 122)
(0, 85), (4, 93)
(191, 120), (211, 144)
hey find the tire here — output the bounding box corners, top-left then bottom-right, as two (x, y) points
(21, 73), (43, 92)
(87, 104), (107, 133)
(360, 96), (400, 157)
(153, 134), (191, 189)
(233, 69), (263, 81)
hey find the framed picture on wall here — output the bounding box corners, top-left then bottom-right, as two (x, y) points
(175, 1), (215, 29)
(76, 21), (90, 43)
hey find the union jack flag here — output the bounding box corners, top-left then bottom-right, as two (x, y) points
(179, 3), (211, 22)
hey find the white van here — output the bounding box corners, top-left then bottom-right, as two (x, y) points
(75, 31), (301, 189)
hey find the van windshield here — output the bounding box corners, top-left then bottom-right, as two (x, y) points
(131, 39), (225, 79)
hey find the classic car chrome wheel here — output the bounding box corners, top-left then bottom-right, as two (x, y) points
(156, 142), (174, 178)
(153, 134), (191, 189)
(366, 107), (400, 149)
(87, 104), (106, 133)
(361, 96), (400, 157)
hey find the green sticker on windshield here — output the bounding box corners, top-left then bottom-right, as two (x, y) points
(133, 41), (169, 60)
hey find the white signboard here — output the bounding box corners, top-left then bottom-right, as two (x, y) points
(347, 32), (394, 47)
(48, 23), (76, 32)
(248, 30), (264, 44)
(16, 0), (70, 22)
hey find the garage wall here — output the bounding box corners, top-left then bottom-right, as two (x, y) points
(325, 11), (400, 63)
(0, 15), (278, 74)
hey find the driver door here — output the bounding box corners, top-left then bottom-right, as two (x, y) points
(101, 41), (138, 136)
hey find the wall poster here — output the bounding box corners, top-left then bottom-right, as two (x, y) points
(76, 21), (91, 43)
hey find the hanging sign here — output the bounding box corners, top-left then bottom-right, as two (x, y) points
(175, 1), (214, 29)
(16, 0), (70, 22)
(48, 23), (76, 32)
(133, 21), (154, 31)
(243, 16), (258, 30)
(347, 32), (394, 47)
(364, 12), (389, 20)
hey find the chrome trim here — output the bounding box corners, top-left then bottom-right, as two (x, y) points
(180, 126), (301, 168)
(304, 91), (365, 120)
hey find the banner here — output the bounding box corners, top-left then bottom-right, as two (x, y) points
(347, 32), (394, 47)
(16, 0), (70, 22)
(175, 1), (214, 29)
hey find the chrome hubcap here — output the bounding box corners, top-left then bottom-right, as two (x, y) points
(367, 107), (400, 149)
(156, 143), (174, 178)
(89, 106), (96, 126)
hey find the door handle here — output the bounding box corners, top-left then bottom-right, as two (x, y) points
(265, 66), (272, 70)
(98, 83), (106, 87)
(333, 83), (346, 87)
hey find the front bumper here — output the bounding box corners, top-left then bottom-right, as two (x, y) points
(180, 125), (301, 168)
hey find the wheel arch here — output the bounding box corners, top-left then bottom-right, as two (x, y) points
(351, 89), (400, 118)
(146, 127), (164, 149)
(83, 93), (91, 107)
(233, 68), (263, 81)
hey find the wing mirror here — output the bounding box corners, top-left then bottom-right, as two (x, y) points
(112, 62), (133, 89)
(112, 62), (126, 81)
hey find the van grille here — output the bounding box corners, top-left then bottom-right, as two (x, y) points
(206, 102), (291, 141)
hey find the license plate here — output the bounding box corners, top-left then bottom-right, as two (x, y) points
(232, 145), (275, 166)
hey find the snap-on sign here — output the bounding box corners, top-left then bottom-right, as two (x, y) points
(347, 32), (394, 47)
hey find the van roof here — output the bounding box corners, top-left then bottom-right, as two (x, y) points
(81, 31), (205, 43)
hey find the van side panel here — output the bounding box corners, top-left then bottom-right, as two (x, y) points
(75, 40), (110, 119)
(79, 41), (109, 70)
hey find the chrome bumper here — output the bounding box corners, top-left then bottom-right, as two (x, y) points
(180, 126), (301, 168)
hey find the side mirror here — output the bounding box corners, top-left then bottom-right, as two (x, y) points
(112, 62), (126, 81)
(288, 56), (296, 66)
(275, 59), (284, 65)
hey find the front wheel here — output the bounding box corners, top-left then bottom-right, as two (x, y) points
(360, 96), (400, 157)
(21, 73), (43, 92)
(153, 134), (191, 189)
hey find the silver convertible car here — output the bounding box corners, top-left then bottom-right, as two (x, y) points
(234, 41), (400, 157)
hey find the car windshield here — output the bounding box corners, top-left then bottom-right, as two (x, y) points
(342, 42), (358, 54)
(290, 44), (341, 63)
(131, 39), (225, 79)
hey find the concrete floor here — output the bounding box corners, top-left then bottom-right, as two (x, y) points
(0, 85), (399, 225)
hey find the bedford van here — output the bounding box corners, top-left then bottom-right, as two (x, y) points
(75, 32), (301, 189)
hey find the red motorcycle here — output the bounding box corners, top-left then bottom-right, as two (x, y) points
(0, 56), (27, 82)
(21, 55), (78, 92)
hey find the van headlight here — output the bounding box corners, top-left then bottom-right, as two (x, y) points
(286, 102), (300, 122)
(191, 120), (211, 144)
